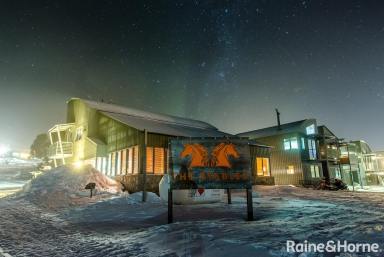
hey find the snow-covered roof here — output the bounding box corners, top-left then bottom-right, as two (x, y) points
(71, 98), (230, 137)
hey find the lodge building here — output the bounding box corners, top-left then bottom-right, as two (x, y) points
(48, 98), (273, 193)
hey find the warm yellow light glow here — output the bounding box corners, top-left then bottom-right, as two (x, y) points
(73, 160), (84, 169)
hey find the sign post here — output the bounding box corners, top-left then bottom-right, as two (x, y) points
(227, 188), (232, 204)
(246, 188), (253, 221)
(168, 188), (173, 223)
(168, 138), (253, 222)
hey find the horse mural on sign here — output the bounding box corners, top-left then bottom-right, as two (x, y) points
(180, 142), (240, 169)
(180, 144), (209, 168)
(210, 143), (240, 168)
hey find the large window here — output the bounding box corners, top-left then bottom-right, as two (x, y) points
(306, 124), (315, 135)
(256, 157), (270, 176)
(146, 147), (166, 174)
(121, 149), (127, 174)
(301, 138), (306, 149)
(126, 146), (138, 174)
(107, 146), (139, 175)
(284, 137), (299, 150)
(308, 139), (317, 160)
(310, 165), (320, 178)
(110, 152), (116, 176)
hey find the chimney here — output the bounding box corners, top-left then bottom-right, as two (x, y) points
(275, 108), (281, 130)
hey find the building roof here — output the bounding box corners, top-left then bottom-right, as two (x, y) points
(72, 98), (231, 137)
(236, 119), (315, 139)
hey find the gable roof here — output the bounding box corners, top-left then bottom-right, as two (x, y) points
(71, 98), (230, 137)
(317, 125), (338, 139)
(236, 119), (315, 139)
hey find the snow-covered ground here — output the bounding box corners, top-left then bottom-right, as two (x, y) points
(1, 181), (384, 256)
(0, 159), (37, 198)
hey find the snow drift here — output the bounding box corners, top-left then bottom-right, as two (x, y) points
(16, 165), (121, 209)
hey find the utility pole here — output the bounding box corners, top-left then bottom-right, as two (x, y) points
(142, 129), (148, 202)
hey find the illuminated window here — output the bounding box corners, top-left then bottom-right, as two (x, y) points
(121, 149), (127, 174)
(306, 124), (315, 135)
(310, 165), (320, 178)
(284, 139), (291, 150)
(102, 157), (107, 174)
(146, 147), (166, 174)
(154, 148), (165, 174)
(146, 147), (154, 173)
(287, 165), (294, 174)
(127, 148), (133, 174)
(256, 158), (270, 176)
(133, 146), (139, 174)
(111, 152), (116, 176)
(308, 139), (317, 160)
(116, 151), (121, 175)
(284, 137), (298, 150)
(301, 138), (306, 149)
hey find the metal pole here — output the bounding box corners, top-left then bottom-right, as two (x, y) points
(168, 188), (173, 223)
(142, 129), (148, 202)
(246, 188), (253, 221)
(227, 188), (232, 204)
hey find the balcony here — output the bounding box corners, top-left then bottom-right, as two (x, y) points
(48, 142), (73, 159)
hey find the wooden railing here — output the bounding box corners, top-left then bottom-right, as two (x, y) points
(48, 142), (73, 158)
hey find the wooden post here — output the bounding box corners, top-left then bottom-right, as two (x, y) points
(246, 188), (253, 221)
(168, 188), (173, 223)
(227, 188), (232, 204)
(142, 129), (148, 202)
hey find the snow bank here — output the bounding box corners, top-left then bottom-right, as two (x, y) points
(16, 165), (121, 209)
(128, 191), (162, 204)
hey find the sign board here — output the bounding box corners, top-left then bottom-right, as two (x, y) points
(169, 138), (252, 190)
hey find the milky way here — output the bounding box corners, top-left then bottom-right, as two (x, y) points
(1, 0), (384, 150)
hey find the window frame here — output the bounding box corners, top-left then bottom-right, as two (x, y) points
(256, 157), (270, 177)
(287, 165), (295, 174)
(284, 137), (299, 150)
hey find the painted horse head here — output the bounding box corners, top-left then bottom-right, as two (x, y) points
(210, 143), (240, 168)
(180, 144), (209, 168)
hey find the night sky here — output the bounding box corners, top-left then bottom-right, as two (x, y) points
(1, 0), (384, 151)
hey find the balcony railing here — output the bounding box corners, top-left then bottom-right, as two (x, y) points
(48, 142), (73, 158)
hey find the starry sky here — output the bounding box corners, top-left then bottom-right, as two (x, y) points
(1, 0), (384, 151)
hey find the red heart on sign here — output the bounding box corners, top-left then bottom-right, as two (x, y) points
(197, 188), (205, 195)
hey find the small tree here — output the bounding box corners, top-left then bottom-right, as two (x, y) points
(30, 133), (50, 160)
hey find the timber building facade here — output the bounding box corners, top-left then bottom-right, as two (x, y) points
(48, 98), (273, 193)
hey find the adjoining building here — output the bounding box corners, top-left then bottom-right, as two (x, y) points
(237, 119), (322, 186)
(370, 151), (384, 185)
(48, 98), (273, 193)
(317, 125), (342, 182)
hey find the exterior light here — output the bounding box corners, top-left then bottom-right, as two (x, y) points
(73, 160), (84, 169)
(0, 145), (10, 156)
